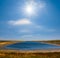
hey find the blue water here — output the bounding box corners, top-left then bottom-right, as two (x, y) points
(5, 41), (60, 50)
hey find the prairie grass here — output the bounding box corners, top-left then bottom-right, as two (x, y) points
(0, 40), (60, 58)
(0, 51), (60, 58)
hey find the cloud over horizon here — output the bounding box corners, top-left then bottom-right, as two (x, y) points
(8, 18), (32, 26)
(0, 0), (60, 40)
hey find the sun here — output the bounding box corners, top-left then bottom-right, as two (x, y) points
(25, 4), (35, 16)
(23, 1), (36, 16)
(26, 5), (33, 15)
(22, 0), (45, 16)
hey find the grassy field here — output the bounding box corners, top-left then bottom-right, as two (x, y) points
(0, 51), (60, 58)
(0, 40), (60, 58)
(0, 41), (18, 48)
(41, 40), (60, 46)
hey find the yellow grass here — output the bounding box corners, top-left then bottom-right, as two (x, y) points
(0, 40), (60, 58)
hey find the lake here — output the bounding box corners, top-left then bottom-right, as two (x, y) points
(5, 41), (60, 50)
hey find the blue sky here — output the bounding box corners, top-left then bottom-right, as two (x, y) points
(0, 0), (60, 40)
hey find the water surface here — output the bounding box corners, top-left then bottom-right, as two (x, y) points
(5, 41), (60, 50)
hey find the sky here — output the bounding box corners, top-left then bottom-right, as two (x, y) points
(0, 0), (60, 40)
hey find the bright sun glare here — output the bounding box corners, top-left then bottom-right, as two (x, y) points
(25, 5), (33, 15)
(22, 0), (45, 16)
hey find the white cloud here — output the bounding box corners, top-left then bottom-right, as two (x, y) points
(46, 29), (56, 32)
(8, 19), (56, 33)
(39, 3), (46, 8)
(35, 25), (56, 32)
(22, 35), (33, 38)
(19, 29), (31, 33)
(35, 25), (43, 29)
(8, 19), (32, 25)
(20, 34), (41, 41)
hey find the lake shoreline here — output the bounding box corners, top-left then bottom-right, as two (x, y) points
(0, 49), (60, 53)
(39, 42), (60, 46)
(0, 40), (60, 58)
